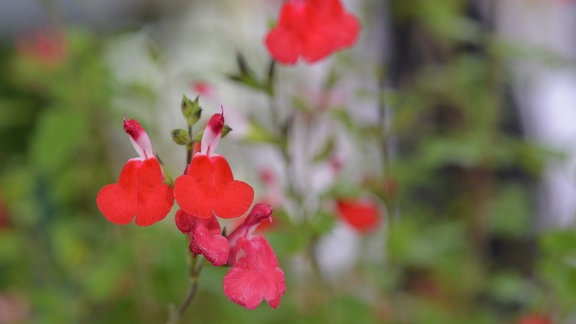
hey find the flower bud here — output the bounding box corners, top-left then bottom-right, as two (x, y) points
(181, 95), (202, 127)
(171, 128), (190, 145)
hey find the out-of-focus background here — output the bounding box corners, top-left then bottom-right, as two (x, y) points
(1, 0), (576, 323)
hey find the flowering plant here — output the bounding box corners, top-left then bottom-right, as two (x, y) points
(3, 0), (568, 323)
(94, 0), (368, 318)
(97, 105), (286, 312)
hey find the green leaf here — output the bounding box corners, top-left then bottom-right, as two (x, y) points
(228, 52), (264, 92)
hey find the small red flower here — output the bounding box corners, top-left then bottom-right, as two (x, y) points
(336, 198), (380, 233)
(265, 0), (360, 64)
(192, 81), (214, 97)
(516, 314), (552, 324)
(96, 118), (173, 226)
(175, 209), (230, 266)
(17, 29), (67, 67)
(174, 111), (254, 219)
(224, 204), (286, 309)
(0, 188), (9, 229)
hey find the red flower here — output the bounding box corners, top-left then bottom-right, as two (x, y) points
(96, 118), (173, 226)
(265, 0), (360, 64)
(174, 111), (254, 219)
(516, 314), (552, 324)
(17, 29), (67, 67)
(336, 198), (380, 233)
(0, 188), (9, 229)
(224, 204), (286, 309)
(175, 209), (229, 266)
(192, 81), (214, 97)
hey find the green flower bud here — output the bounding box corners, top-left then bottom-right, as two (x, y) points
(181, 95), (202, 127)
(171, 128), (190, 145)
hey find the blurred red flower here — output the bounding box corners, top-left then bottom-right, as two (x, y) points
(516, 314), (552, 324)
(336, 198), (381, 232)
(0, 189), (9, 229)
(265, 0), (360, 64)
(17, 29), (67, 67)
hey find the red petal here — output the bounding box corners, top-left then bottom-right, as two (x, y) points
(325, 13), (360, 50)
(201, 113), (225, 155)
(174, 174), (213, 218)
(96, 160), (139, 224)
(176, 209), (230, 265)
(174, 155), (254, 219)
(516, 314), (552, 324)
(265, 1), (309, 64)
(227, 203), (273, 247)
(97, 158), (173, 226)
(265, 28), (301, 65)
(224, 236), (285, 309)
(190, 215), (230, 266)
(265, 0), (360, 64)
(175, 209), (195, 233)
(336, 198), (380, 232)
(134, 158), (174, 226)
(300, 28), (336, 63)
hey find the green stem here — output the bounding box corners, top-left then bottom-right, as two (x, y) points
(266, 65), (326, 285)
(168, 253), (204, 324)
(186, 125), (193, 165)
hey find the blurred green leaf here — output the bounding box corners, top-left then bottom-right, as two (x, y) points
(244, 119), (279, 144)
(388, 217), (466, 267)
(488, 185), (533, 238)
(29, 109), (88, 172)
(307, 211), (336, 237)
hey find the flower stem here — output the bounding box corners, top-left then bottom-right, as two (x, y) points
(265, 66), (327, 285)
(186, 126), (193, 165)
(167, 249), (204, 323)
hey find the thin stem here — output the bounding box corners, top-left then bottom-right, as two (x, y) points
(186, 125), (193, 165)
(167, 253), (204, 324)
(266, 66), (326, 286)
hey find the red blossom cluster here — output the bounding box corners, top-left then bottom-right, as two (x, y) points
(96, 112), (285, 310)
(95, 0), (364, 312)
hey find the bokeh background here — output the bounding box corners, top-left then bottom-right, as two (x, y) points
(1, 0), (576, 323)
